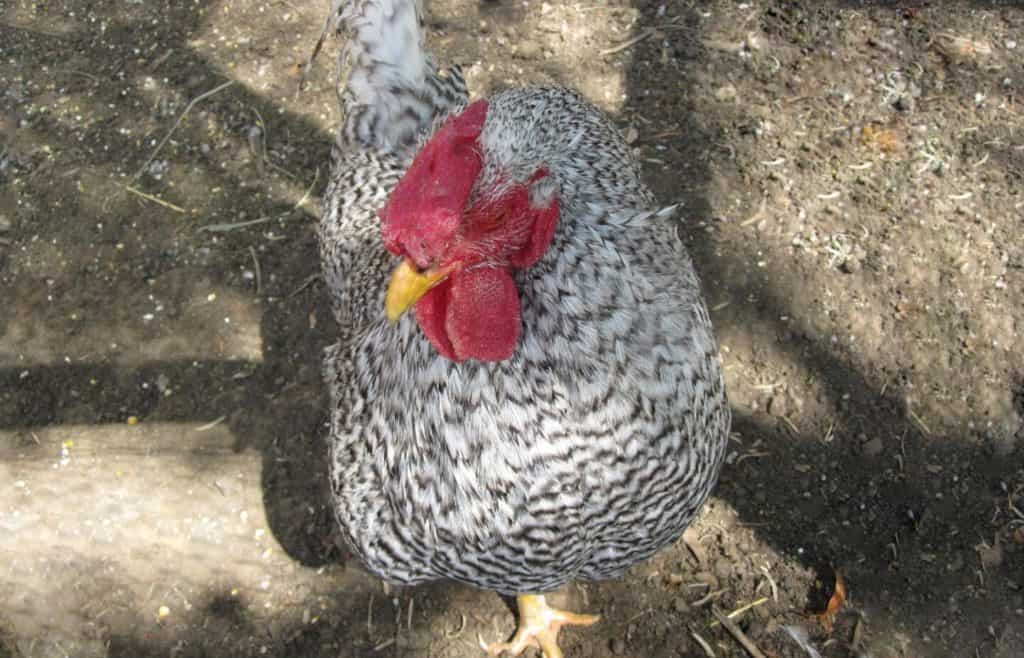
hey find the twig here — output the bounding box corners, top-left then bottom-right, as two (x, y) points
(294, 166), (320, 210)
(740, 197), (769, 227)
(851, 614), (865, 651)
(373, 638), (395, 652)
(199, 166), (317, 233)
(244, 107), (302, 181)
(712, 606), (767, 658)
(735, 450), (771, 465)
(693, 589), (725, 606)
(289, 272), (322, 298)
(249, 246), (263, 296)
(151, 49), (174, 70)
(909, 409), (931, 436)
(269, 161), (301, 180)
(601, 28), (656, 56)
(244, 110), (303, 183)
(682, 527), (708, 567)
(761, 565), (778, 602)
(250, 106), (269, 175)
(199, 216), (275, 233)
(194, 415), (227, 432)
(691, 629), (716, 657)
(444, 614), (466, 639)
(625, 607), (654, 624)
(709, 597), (769, 628)
(124, 186), (186, 213)
(131, 80), (235, 182)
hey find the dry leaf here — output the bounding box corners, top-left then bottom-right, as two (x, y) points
(861, 125), (902, 154)
(977, 541), (1003, 569)
(807, 565), (846, 633)
(934, 33), (993, 59)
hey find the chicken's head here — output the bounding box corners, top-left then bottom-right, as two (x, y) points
(379, 100), (559, 362)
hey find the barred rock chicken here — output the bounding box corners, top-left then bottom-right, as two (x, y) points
(315, 1), (730, 656)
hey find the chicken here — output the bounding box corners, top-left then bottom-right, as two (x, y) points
(315, 2), (730, 656)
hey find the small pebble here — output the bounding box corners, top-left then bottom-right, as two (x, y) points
(713, 558), (732, 582)
(861, 436), (884, 456)
(694, 571), (718, 589)
(516, 39), (541, 59)
(714, 83), (737, 102)
(978, 543), (1003, 569)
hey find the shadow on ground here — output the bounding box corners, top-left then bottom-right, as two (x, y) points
(621, 2), (1023, 656)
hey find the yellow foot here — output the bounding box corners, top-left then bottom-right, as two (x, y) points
(480, 593), (600, 658)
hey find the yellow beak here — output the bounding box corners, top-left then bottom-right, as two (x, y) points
(385, 259), (453, 324)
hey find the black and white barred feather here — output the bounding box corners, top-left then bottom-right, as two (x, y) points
(318, 0), (730, 596)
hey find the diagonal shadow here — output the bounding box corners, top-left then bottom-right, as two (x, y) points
(620, 2), (1024, 656)
(1, 0), (341, 570)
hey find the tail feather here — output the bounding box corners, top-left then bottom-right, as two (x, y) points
(309, 0), (467, 157)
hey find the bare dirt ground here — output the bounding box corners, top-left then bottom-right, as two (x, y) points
(2, 1), (1023, 657)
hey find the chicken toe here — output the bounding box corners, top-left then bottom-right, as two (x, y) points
(480, 593), (600, 658)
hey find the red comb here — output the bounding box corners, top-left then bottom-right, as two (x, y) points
(379, 100), (489, 268)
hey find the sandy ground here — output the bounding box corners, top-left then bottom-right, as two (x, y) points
(1, 1), (1023, 657)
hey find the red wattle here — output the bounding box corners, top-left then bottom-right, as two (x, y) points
(415, 267), (519, 362)
(414, 280), (456, 361)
